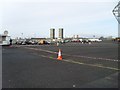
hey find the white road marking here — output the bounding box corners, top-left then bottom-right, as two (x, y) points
(23, 47), (119, 62)
(34, 54), (120, 71)
(21, 46), (119, 71)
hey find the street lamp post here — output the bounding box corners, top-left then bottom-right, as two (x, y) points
(21, 33), (23, 39)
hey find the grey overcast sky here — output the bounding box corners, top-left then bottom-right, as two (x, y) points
(0, 0), (119, 38)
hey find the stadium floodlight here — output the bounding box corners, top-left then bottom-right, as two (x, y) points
(113, 1), (120, 24)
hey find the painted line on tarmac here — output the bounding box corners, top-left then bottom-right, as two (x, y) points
(63, 59), (119, 71)
(36, 54), (120, 71)
(26, 47), (119, 71)
(63, 54), (119, 62)
(24, 47), (119, 62)
(24, 47), (57, 54)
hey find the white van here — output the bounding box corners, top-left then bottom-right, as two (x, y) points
(0, 35), (11, 45)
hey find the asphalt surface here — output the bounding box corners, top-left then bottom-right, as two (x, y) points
(2, 41), (119, 88)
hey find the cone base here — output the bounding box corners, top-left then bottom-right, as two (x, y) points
(57, 57), (62, 60)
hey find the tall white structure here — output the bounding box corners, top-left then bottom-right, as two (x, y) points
(113, 1), (120, 23)
(58, 28), (64, 39)
(50, 28), (55, 39)
(113, 1), (120, 37)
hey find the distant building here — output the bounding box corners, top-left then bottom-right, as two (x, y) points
(73, 35), (75, 38)
(106, 36), (113, 40)
(31, 38), (46, 41)
(50, 28), (55, 39)
(76, 35), (79, 39)
(58, 28), (63, 39)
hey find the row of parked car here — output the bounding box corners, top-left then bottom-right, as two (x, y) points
(13, 38), (103, 45)
(15, 40), (50, 45)
(71, 38), (102, 43)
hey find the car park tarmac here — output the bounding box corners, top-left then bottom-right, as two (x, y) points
(2, 41), (119, 88)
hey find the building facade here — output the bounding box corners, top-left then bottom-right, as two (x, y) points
(50, 28), (55, 39)
(58, 28), (63, 39)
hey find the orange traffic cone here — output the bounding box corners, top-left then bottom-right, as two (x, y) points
(57, 49), (62, 60)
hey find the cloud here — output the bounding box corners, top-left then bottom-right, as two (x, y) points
(0, 0), (119, 3)
(2, 2), (115, 24)
(0, 1), (118, 38)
